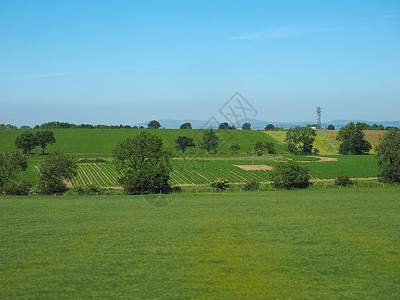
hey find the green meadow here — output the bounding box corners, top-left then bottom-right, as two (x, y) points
(1, 188), (400, 298)
(0, 128), (286, 157)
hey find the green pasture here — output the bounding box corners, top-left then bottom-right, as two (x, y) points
(1, 188), (400, 298)
(0, 128), (285, 157)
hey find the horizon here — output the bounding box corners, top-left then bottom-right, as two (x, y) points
(2, 117), (400, 130)
(1, 1), (399, 126)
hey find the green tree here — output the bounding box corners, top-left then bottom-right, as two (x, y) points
(255, 141), (264, 151)
(15, 131), (38, 155)
(36, 130), (56, 155)
(218, 122), (234, 130)
(230, 142), (240, 154)
(38, 152), (77, 194)
(264, 142), (275, 154)
(336, 122), (372, 155)
(180, 122), (192, 129)
(199, 129), (219, 153)
(327, 124), (335, 130)
(147, 120), (161, 129)
(265, 124), (275, 131)
(376, 129), (400, 183)
(113, 131), (172, 194)
(175, 136), (196, 153)
(242, 123), (251, 130)
(285, 126), (316, 155)
(0, 151), (28, 191)
(271, 160), (310, 189)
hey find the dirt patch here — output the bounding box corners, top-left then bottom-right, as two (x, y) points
(307, 156), (338, 162)
(293, 156), (338, 162)
(234, 164), (274, 171)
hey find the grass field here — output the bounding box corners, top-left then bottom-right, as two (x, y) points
(1, 188), (400, 298)
(0, 128), (286, 157)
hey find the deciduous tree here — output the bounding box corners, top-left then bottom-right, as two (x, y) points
(230, 142), (240, 154)
(147, 120), (161, 129)
(199, 129), (219, 154)
(113, 131), (172, 194)
(36, 130), (56, 155)
(336, 122), (372, 155)
(285, 126), (316, 155)
(180, 122), (192, 129)
(242, 123), (251, 130)
(175, 136), (195, 153)
(0, 151), (27, 190)
(38, 153), (77, 194)
(376, 129), (400, 183)
(265, 124), (275, 131)
(218, 122), (234, 130)
(15, 131), (38, 154)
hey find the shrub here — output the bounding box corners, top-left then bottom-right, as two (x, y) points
(271, 160), (311, 189)
(210, 178), (230, 191)
(4, 180), (33, 195)
(256, 149), (263, 156)
(85, 184), (102, 195)
(335, 173), (353, 187)
(243, 180), (260, 191)
(74, 185), (86, 195)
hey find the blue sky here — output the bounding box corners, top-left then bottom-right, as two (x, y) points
(1, 0), (399, 126)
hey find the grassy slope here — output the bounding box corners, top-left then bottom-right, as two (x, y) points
(1, 188), (399, 298)
(264, 130), (340, 155)
(326, 130), (386, 153)
(0, 129), (285, 157)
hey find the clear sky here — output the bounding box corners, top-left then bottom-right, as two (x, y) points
(1, 0), (399, 126)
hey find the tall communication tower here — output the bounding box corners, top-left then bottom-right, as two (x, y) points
(316, 107), (322, 129)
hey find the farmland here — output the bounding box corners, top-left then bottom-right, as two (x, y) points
(0, 128), (286, 157)
(66, 155), (378, 189)
(0, 128), (384, 187)
(1, 188), (400, 298)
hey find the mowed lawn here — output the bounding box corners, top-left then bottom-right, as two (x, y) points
(1, 188), (400, 298)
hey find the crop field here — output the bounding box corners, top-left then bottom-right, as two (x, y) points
(69, 163), (122, 189)
(67, 155), (378, 188)
(1, 188), (400, 298)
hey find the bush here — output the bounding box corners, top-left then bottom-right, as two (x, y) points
(74, 185), (86, 195)
(243, 180), (260, 191)
(210, 178), (230, 191)
(4, 180), (33, 195)
(335, 173), (353, 187)
(271, 160), (311, 189)
(74, 184), (103, 195)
